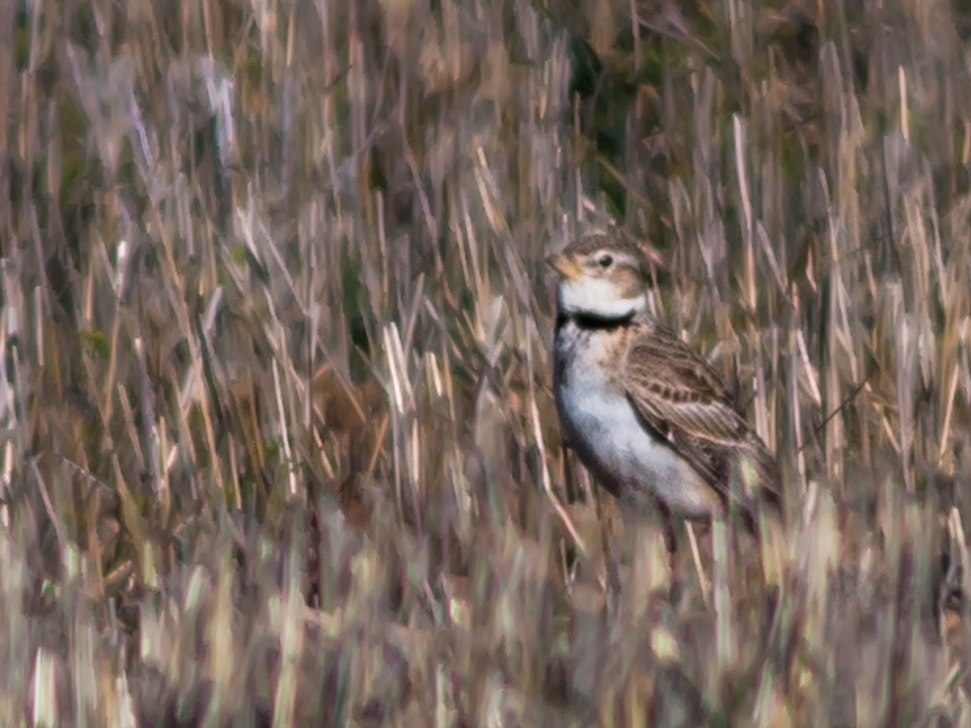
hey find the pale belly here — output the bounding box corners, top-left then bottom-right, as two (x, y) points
(554, 331), (718, 519)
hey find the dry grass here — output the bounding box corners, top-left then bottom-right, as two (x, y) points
(2, 0), (971, 725)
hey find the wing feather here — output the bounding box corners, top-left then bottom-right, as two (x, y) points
(623, 322), (782, 521)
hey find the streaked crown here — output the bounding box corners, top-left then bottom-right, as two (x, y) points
(547, 234), (653, 319)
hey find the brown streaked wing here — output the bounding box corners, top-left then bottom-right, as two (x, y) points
(623, 323), (749, 448)
(622, 322), (782, 514)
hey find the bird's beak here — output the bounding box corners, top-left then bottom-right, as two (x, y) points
(545, 252), (582, 280)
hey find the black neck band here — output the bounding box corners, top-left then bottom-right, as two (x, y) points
(556, 309), (635, 331)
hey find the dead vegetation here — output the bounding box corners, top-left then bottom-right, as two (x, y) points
(1, 0), (971, 725)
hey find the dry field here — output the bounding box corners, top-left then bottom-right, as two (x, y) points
(2, 0), (971, 725)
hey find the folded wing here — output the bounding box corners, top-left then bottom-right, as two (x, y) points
(623, 323), (782, 524)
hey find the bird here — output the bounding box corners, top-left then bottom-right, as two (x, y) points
(547, 232), (784, 555)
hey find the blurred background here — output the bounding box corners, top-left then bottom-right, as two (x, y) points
(1, 0), (971, 725)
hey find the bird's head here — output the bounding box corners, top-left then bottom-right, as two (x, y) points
(546, 234), (656, 319)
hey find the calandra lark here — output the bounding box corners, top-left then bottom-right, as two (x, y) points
(548, 233), (783, 550)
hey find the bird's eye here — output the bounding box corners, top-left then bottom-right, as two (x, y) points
(598, 255), (613, 268)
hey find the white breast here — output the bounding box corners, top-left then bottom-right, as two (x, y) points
(554, 326), (716, 519)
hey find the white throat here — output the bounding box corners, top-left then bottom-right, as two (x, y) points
(558, 279), (646, 319)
